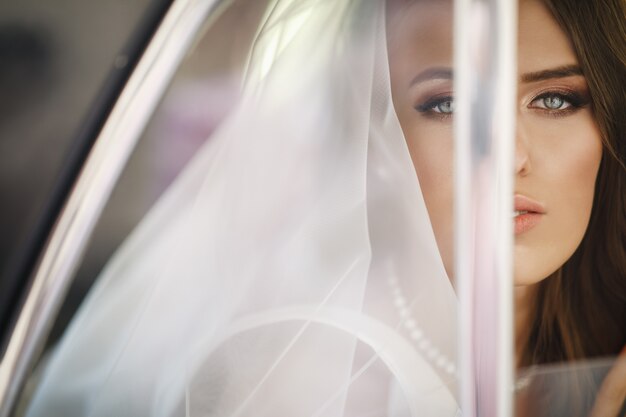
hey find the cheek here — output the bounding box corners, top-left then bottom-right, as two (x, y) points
(404, 124), (455, 275)
(515, 114), (602, 285)
(541, 117), (602, 218)
(552, 124), (602, 243)
(409, 133), (454, 195)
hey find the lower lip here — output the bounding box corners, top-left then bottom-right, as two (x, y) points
(514, 213), (542, 234)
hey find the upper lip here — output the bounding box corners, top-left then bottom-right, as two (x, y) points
(514, 194), (546, 214)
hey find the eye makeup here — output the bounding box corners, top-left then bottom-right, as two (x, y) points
(526, 87), (590, 118)
(413, 85), (591, 121)
(414, 93), (454, 121)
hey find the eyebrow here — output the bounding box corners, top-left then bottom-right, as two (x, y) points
(409, 65), (583, 86)
(521, 65), (583, 82)
(409, 67), (453, 86)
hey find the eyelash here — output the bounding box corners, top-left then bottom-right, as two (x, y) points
(414, 96), (454, 121)
(527, 90), (587, 117)
(414, 90), (588, 120)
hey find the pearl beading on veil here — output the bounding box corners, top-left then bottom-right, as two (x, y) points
(387, 275), (537, 395)
(387, 275), (457, 376)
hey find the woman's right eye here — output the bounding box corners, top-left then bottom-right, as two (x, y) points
(415, 96), (455, 116)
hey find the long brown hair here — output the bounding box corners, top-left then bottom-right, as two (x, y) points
(519, 0), (626, 415)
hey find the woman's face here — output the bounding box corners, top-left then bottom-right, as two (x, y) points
(387, 0), (603, 285)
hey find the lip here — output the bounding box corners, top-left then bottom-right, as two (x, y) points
(514, 194), (546, 235)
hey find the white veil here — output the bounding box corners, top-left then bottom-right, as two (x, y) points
(26, 0), (459, 416)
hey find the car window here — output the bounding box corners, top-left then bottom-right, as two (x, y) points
(9, 1), (625, 416)
(0, 0), (167, 337)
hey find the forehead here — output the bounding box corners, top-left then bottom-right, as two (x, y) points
(386, 0), (579, 77)
(386, 1), (454, 78)
(518, 0), (579, 73)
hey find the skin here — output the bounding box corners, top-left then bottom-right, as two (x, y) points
(387, 0), (456, 281)
(387, 0), (625, 413)
(387, 0), (602, 285)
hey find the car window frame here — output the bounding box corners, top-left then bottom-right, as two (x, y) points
(0, 0), (228, 415)
(0, 0), (520, 415)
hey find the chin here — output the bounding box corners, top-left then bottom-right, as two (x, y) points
(513, 239), (575, 287)
(514, 236), (587, 287)
(513, 263), (558, 287)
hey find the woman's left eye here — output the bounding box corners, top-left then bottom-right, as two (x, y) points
(529, 93), (578, 111)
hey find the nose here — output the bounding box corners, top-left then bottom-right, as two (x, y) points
(515, 122), (531, 176)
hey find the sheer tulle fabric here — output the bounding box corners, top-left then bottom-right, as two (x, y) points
(26, 1), (458, 416)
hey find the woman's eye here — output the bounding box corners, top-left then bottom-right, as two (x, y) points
(542, 95), (566, 109)
(434, 99), (455, 114)
(529, 93), (574, 111)
(416, 96), (455, 116)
